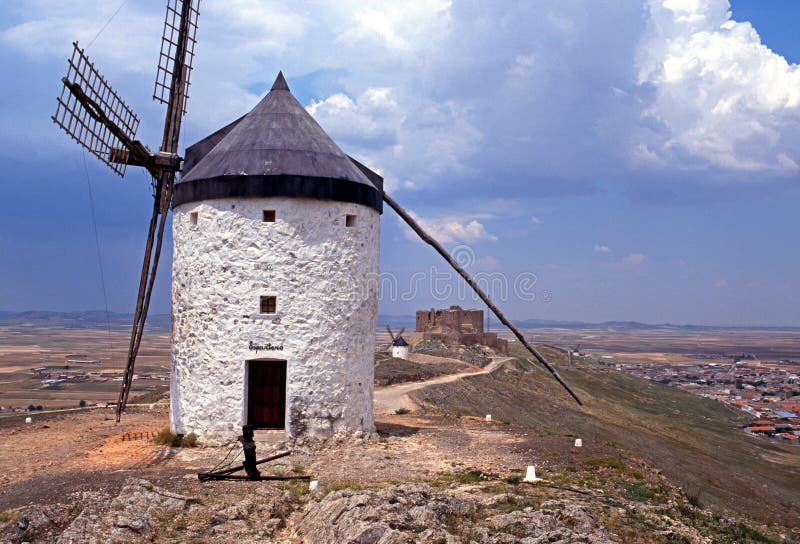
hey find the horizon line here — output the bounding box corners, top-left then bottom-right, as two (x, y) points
(1, 308), (798, 330)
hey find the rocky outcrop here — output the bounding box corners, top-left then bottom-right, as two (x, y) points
(2, 480), (618, 543)
(296, 483), (618, 544)
(56, 480), (195, 544)
(2, 476), (763, 543)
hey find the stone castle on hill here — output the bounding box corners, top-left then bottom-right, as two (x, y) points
(415, 306), (508, 354)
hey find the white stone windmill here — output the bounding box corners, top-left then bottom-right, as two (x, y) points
(387, 326), (410, 359)
(171, 73), (381, 439)
(52, 2), (583, 444)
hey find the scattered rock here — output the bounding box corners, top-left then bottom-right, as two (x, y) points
(0, 504), (74, 544)
(291, 428), (377, 452)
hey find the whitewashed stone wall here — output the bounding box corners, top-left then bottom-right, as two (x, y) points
(391, 345), (409, 359)
(170, 196), (379, 442)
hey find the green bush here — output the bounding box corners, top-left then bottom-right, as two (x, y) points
(130, 388), (167, 404)
(455, 469), (488, 484)
(583, 456), (625, 470)
(327, 480), (364, 492)
(394, 407), (411, 415)
(625, 482), (655, 502)
(154, 428), (198, 447)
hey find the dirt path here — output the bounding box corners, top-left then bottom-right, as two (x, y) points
(373, 357), (512, 415)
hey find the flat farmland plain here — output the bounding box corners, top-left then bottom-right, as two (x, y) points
(3, 322), (799, 411)
(511, 326), (800, 364)
(0, 325), (170, 411)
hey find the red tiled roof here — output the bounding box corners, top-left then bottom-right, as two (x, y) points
(748, 426), (775, 432)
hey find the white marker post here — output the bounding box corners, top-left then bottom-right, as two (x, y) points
(25, 417), (32, 424)
(574, 438), (583, 448)
(309, 480), (319, 491)
(523, 465), (542, 483)
(485, 414), (492, 422)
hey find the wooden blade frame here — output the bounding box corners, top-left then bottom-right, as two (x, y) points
(154, 0), (200, 112)
(52, 42), (140, 177)
(53, 44), (182, 179)
(116, 0), (199, 422)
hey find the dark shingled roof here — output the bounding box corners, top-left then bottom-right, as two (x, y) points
(174, 71), (382, 212)
(392, 336), (409, 347)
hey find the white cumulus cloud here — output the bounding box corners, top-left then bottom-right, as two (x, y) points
(307, 88), (402, 149)
(2, 0), (799, 194)
(402, 213), (497, 245)
(637, 0), (800, 173)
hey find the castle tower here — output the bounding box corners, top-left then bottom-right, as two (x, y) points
(170, 72), (382, 441)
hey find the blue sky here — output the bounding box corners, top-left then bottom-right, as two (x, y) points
(1, 0), (798, 326)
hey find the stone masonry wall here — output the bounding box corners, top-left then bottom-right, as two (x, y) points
(171, 196), (379, 442)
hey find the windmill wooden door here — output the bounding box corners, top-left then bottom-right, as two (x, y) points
(247, 360), (286, 429)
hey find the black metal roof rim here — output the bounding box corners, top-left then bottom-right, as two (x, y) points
(172, 173), (383, 213)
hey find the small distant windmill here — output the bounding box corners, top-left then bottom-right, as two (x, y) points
(386, 326), (409, 359)
(52, 0), (201, 421)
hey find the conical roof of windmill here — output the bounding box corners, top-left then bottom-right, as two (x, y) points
(175, 71), (383, 212)
(392, 335), (408, 347)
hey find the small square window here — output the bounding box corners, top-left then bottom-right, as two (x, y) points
(189, 212), (198, 225)
(263, 210), (276, 223)
(260, 296), (277, 314)
(345, 214), (356, 227)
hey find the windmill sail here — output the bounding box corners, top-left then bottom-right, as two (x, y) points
(52, 42), (141, 177)
(116, 0), (201, 421)
(154, 0), (200, 113)
(50, 0), (202, 422)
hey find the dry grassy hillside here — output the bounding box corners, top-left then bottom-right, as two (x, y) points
(411, 344), (800, 528)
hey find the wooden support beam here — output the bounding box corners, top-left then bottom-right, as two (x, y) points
(116, 0), (192, 422)
(382, 191), (584, 406)
(109, 147), (182, 171)
(116, 174), (173, 421)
